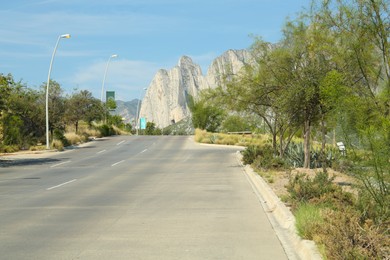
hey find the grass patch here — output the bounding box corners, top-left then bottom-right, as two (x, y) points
(295, 203), (324, 240)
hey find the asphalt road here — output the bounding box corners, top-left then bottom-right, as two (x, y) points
(0, 136), (288, 260)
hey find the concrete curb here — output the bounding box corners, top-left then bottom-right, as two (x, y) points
(237, 152), (322, 260)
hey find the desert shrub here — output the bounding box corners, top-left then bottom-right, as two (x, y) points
(355, 187), (390, 225)
(64, 132), (82, 145)
(97, 124), (115, 137)
(241, 145), (263, 165)
(252, 145), (287, 170)
(286, 171), (337, 206)
(51, 139), (64, 151)
(315, 208), (389, 259)
(53, 129), (69, 147)
(0, 145), (19, 153)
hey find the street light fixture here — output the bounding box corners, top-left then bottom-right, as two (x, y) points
(136, 87), (147, 135)
(101, 54), (118, 102)
(45, 33), (71, 150)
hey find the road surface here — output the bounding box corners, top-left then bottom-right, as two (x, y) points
(0, 136), (288, 259)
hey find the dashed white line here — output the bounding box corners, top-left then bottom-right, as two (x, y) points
(97, 149), (106, 154)
(111, 160), (125, 167)
(50, 161), (71, 168)
(47, 179), (77, 190)
(116, 140), (125, 146)
(140, 149), (148, 154)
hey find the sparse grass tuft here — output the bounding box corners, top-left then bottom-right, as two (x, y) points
(64, 132), (82, 145)
(295, 203), (324, 240)
(51, 139), (64, 151)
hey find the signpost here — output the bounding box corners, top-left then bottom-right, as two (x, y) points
(140, 117), (146, 130)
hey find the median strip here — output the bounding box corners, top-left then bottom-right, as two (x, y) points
(47, 179), (77, 190)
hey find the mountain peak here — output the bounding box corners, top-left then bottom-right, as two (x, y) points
(178, 55), (194, 67)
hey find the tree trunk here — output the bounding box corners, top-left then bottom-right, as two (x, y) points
(303, 119), (311, 168)
(320, 114), (327, 173)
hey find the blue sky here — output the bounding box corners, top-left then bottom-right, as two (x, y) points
(1, 0), (311, 101)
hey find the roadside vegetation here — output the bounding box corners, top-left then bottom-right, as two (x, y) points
(193, 0), (389, 258)
(0, 76), (132, 153)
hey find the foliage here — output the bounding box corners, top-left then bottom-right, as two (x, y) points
(96, 124), (115, 137)
(241, 145), (264, 165)
(286, 172), (337, 205)
(145, 122), (156, 135)
(188, 95), (225, 132)
(0, 74), (118, 151)
(252, 145), (287, 170)
(65, 90), (103, 133)
(220, 114), (252, 133)
(284, 142), (334, 169)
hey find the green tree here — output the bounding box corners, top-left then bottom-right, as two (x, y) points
(316, 0), (390, 222)
(145, 122), (156, 135)
(65, 90), (103, 133)
(188, 95), (225, 132)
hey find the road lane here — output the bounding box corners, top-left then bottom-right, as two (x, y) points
(0, 136), (288, 259)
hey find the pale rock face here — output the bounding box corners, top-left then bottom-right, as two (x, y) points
(139, 49), (252, 128)
(206, 49), (253, 88)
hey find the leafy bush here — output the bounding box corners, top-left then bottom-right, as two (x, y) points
(97, 124), (115, 137)
(241, 145), (263, 165)
(252, 145), (287, 170)
(0, 145), (19, 153)
(53, 129), (70, 147)
(286, 171), (337, 205)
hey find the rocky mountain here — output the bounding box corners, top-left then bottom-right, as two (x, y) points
(114, 99), (140, 124)
(139, 49), (252, 128)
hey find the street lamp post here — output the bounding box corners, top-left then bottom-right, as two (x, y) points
(45, 34), (71, 150)
(136, 88), (147, 135)
(100, 54), (118, 102)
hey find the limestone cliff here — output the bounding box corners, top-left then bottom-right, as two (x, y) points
(139, 49), (252, 128)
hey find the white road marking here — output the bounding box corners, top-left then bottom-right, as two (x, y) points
(50, 161), (71, 168)
(111, 160), (125, 167)
(140, 149), (148, 154)
(97, 149), (106, 154)
(47, 179), (77, 190)
(116, 140), (125, 146)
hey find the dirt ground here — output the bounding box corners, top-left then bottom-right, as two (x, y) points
(261, 167), (357, 199)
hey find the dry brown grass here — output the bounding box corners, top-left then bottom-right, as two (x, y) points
(194, 128), (269, 146)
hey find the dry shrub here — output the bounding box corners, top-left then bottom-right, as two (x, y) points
(315, 208), (389, 259)
(194, 128), (208, 143)
(64, 132), (82, 145)
(51, 139), (64, 151)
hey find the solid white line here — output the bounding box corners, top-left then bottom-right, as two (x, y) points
(50, 161), (71, 168)
(97, 149), (106, 154)
(47, 179), (77, 190)
(140, 149), (148, 154)
(111, 160), (125, 167)
(116, 140), (125, 146)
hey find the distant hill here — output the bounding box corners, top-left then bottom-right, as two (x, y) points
(114, 99), (140, 125)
